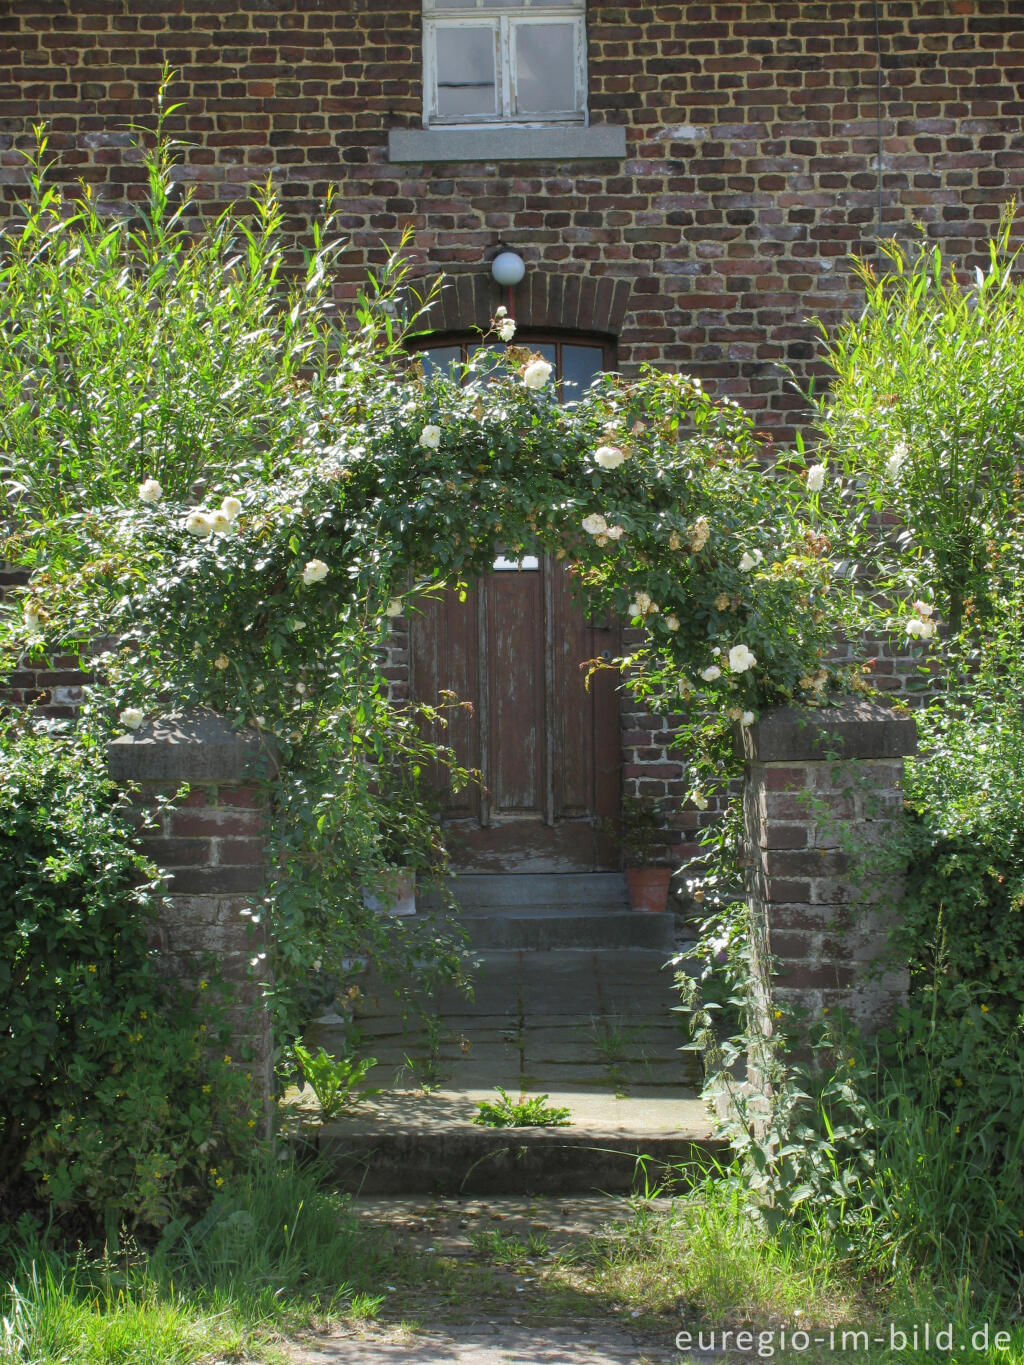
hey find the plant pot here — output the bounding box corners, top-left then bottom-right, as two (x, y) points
(362, 869), (416, 917)
(626, 866), (672, 914)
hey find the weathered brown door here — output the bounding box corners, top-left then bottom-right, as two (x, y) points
(410, 555), (620, 872)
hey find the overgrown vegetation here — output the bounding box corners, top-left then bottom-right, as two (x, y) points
(473, 1088), (572, 1129)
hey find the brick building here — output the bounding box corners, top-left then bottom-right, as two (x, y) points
(2, 1), (1021, 873)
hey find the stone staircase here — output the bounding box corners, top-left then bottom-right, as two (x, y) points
(306, 873), (719, 1194)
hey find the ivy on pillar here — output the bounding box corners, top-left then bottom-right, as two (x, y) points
(739, 700), (918, 1052)
(108, 708), (276, 1134)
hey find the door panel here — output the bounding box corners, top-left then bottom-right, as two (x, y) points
(410, 557), (620, 872)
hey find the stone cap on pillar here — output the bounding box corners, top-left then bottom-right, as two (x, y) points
(737, 698), (918, 763)
(108, 706), (276, 783)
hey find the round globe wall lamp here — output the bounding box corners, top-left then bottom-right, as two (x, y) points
(490, 247), (526, 318)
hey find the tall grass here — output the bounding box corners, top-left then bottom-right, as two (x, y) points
(0, 1154), (386, 1365)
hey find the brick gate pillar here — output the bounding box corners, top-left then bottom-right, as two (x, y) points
(739, 701), (918, 1048)
(108, 708), (276, 1134)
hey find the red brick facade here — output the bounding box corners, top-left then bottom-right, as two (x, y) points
(2, 1), (1019, 862)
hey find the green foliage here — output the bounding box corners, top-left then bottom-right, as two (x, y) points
(0, 1153), (388, 1363)
(812, 206), (1024, 631)
(0, 721), (255, 1233)
(472, 1087), (571, 1128)
(291, 1040), (380, 1120)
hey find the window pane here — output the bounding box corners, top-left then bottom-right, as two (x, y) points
(561, 344), (605, 401)
(419, 345), (463, 377)
(435, 26), (497, 117)
(514, 22), (576, 114)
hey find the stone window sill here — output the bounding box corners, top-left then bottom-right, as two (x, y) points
(387, 125), (626, 163)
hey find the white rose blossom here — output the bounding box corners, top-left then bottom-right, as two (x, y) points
(738, 549), (763, 572)
(700, 664), (722, 682)
(906, 617), (936, 640)
(691, 790), (709, 811)
(806, 463), (826, 493)
(605, 524), (625, 541)
(497, 317), (517, 342)
(582, 512), (608, 537)
(138, 478), (162, 504)
(522, 358), (553, 390)
(886, 441), (908, 476)
(913, 599), (934, 618)
(120, 707), (145, 730)
(221, 495), (242, 520)
(385, 598), (404, 618)
(210, 509), (233, 535)
(728, 643), (757, 673)
(184, 511), (213, 538)
(593, 444), (626, 470)
(302, 559), (329, 585)
(418, 425), (441, 450)
(664, 614), (680, 632)
(741, 710), (755, 726)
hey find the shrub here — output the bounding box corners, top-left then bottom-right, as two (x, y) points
(0, 720), (254, 1234)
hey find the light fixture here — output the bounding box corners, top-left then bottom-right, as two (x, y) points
(490, 248), (526, 287)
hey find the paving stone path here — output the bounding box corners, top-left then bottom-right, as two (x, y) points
(284, 1197), (708, 1365)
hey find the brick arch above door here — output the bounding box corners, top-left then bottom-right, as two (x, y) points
(414, 270), (633, 339)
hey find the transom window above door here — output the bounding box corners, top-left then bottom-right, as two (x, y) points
(415, 335), (611, 404)
(423, 0), (587, 127)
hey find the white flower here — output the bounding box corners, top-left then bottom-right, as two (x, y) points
(806, 463), (826, 493)
(22, 601), (40, 631)
(741, 710), (755, 726)
(385, 598), (404, 618)
(664, 614), (680, 632)
(495, 305), (507, 318)
(210, 510), (233, 535)
(214, 654), (230, 670)
(605, 524), (625, 541)
(497, 317), (516, 342)
(913, 599), (934, 618)
(728, 643), (757, 673)
(689, 516), (710, 553)
(221, 496), (242, 520)
(629, 591), (657, 618)
(700, 665), (722, 682)
(582, 512), (609, 537)
(138, 478), (162, 504)
(593, 444), (626, 470)
(120, 707), (145, 730)
(886, 441), (908, 477)
(418, 424), (441, 449)
(522, 358), (553, 390)
(739, 550), (763, 572)
(184, 511), (213, 538)
(691, 790), (709, 811)
(906, 617), (936, 640)
(302, 558), (329, 585)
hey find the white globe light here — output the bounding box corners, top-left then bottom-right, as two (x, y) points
(491, 249), (526, 287)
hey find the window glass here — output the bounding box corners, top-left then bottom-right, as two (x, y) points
(419, 345), (463, 377)
(560, 344), (604, 401)
(514, 22), (576, 115)
(435, 26), (497, 118)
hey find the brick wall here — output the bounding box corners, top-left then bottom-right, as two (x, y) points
(2, 1), (1021, 432)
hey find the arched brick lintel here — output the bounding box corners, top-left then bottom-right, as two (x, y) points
(416, 270), (632, 339)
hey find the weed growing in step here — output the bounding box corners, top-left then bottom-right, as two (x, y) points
(473, 1088), (571, 1128)
(292, 1040), (380, 1120)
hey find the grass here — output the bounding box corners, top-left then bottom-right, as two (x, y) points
(0, 1153), (388, 1365)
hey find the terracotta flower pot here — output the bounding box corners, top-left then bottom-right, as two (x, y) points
(362, 869), (417, 917)
(626, 866), (672, 914)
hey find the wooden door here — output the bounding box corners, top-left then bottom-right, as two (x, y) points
(410, 555), (620, 872)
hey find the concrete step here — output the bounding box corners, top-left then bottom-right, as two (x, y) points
(308, 1087), (724, 1195)
(461, 909), (674, 951)
(425, 872), (632, 913)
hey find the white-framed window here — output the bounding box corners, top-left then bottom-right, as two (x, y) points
(423, 0), (587, 127)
